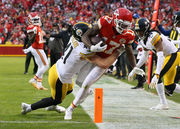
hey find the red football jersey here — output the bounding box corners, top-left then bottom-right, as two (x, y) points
(97, 16), (135, 58)
(27, 25), (44, 49)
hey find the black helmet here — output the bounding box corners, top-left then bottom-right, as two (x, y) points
(173, 11), (180, 26)
(72, 22), (92, 42)
(134, 18), (151, 40)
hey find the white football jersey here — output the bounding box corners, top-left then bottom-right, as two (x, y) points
(139, 31), (178, 56)
(56, 36), (95, 83)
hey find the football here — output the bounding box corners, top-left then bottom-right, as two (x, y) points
(90, 35), (105, 45)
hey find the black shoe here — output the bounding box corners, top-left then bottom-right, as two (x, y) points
(131, 86), (143, 89)
(131, 83), (144, 89)
(121, 76), (126, 80)
(165, 89), (173, 96)
(24, 72), (28, 74)
(117, 76), (121, 79)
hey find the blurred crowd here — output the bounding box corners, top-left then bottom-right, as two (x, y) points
(0, 0), (179, 45)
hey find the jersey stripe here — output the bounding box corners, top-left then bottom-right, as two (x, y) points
(135, 19), (140, 30)
(151, 33), (160, 46)
(35, 49), (46, 65)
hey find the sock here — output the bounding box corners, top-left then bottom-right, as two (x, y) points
(156, 83), (168, 105)
(72, 87), (86, 106)
(31, 97), (54, 110)
(174, 83), (180, 93)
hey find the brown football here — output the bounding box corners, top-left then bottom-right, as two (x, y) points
(90, 36), (105, 45)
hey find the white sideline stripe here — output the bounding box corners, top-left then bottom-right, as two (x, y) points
(72, 75), (180, 129)
(0, 121), (89, 124)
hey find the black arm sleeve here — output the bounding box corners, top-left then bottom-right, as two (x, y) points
(50, 33), (62, 38)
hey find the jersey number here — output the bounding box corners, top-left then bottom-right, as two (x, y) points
(105, 41), (120, 54)
(38, 32), (43, 43)
(63, 45), (73, 64)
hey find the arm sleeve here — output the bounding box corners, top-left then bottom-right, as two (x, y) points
(155, 51), (165, 74)
(157, 25), (171, 36)
(136, 50), (149, 68)
(50, 32), (62, 38)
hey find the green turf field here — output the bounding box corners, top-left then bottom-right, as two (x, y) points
(0, 57), (180, 129)
(0, 57), (98, 129)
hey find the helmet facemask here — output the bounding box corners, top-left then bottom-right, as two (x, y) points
(32, 17), (42, 26)
(28, 13), (42, 26)
(114, 19), (132, 34)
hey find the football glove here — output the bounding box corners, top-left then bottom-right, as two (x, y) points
(23, 49), (30, 54)
(128, 67), (145, 81)
(149, 74), (159, 89)
(90, 41), (107, 52)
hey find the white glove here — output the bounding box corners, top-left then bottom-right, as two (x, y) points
(149, 74), (159, 89)
(128, 67), (145, 81)
(23, 49), (30, 54)
(90, 41), (107, 52)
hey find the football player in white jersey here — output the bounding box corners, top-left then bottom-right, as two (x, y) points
(128, 18), (180, 110)
(21, 22), (121, 115)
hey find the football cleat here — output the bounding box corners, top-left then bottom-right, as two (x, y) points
(165, 89), (173, 96)
(64, 108), (73, 120)
(21, 103), (31, 115)
(150, 103), (169, 110)
(45, 105), (66, 113)
(29, 78), (37, 84)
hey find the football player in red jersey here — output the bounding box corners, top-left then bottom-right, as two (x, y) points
(65, 8), (145, 120)
(23, 12), (49, 90)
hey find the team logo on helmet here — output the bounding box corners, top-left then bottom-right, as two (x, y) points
(76, 29), (83, 37)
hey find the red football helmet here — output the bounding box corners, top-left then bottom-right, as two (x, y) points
(27, 12), (42, 26)
(112, 8), (132, 34)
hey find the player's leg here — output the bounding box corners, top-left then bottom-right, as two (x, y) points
(150, 82), (168, 110)
(21, 65), (70, 114)
(163, 52), (180, 96)
(30, 49), (49, 89)
(65, 66), (106, 120)
(24, 52), (31, 74)
(150, 53), (179, 110)
(32, 54), (38, 74)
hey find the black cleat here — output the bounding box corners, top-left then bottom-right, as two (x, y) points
(165, 89), (173, 96)
(131, 85), (144, 89)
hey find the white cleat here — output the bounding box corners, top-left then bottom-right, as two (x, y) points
(64, 108), (73, 120)
(45, 105), (65, 113)
(29, 79), (48, 90)
(29, 78), (37, 84)
(150, 104), (169, 110)
(21, 103), (31, 115)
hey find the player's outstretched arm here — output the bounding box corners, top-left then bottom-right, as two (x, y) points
(86, 50), (120, 69)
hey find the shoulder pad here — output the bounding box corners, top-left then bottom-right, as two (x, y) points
(148, 30), (161, 46)
(98, 16), (112, 29)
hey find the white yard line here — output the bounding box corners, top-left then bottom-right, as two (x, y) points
(73, 75), (180, 129)
(0, 121), (89, 124)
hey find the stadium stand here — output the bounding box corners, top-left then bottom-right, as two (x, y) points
(0, 0), (179, 45)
